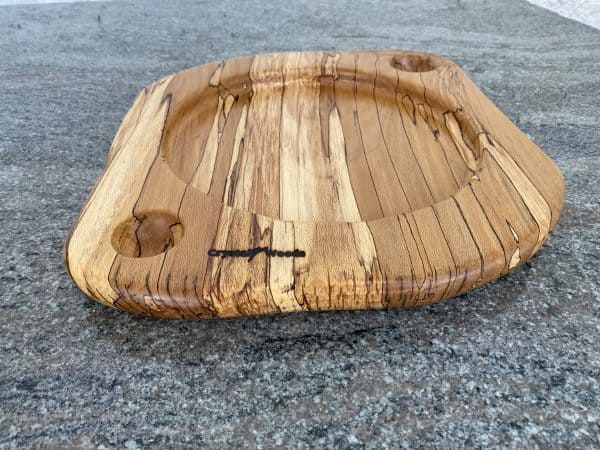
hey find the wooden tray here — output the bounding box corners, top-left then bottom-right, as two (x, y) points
(65, 50), (564, 318)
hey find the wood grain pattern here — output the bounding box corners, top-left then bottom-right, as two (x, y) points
(65, 50), (564, 318)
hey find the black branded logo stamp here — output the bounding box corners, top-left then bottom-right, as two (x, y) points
(208, 247), (306, 262)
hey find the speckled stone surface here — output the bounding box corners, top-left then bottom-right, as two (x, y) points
(1, 0), (598, 447)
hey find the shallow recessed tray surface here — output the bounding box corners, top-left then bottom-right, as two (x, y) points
(65, 50), (564, 318)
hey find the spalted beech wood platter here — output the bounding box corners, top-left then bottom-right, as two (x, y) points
(65, 50), (564, 319)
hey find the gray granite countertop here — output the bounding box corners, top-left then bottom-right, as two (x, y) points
(1, 0), (599, 447)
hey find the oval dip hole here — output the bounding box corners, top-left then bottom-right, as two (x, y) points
(392, 53), (438, 72)
(111, 212), (183, 258)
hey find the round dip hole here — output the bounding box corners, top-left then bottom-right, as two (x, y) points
(392, 53), (438, 72)
(111, 212), (183, 258)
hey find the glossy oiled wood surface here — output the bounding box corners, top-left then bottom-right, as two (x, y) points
(65, 50), (564, 318)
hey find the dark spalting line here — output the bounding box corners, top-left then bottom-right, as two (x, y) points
(213, 100), (243, 205)
(319, 78), (333, 160)
(250, 213), (276, 313)
(359, 54), (402, 215)
(334, 54), (379, 221)
(457, 267), (470, 297)
(406, 214), (435, 306)
(124, 282), (150, 315)
(108, 263), (133, 310)
(381, 270), (391, 308)
(486, 128), (557, 221)
(265, 227), (280, 315)
(170, 184), (199, 317)
(276, 55), (288, 220)
(452, 109), (481, 163)
(399, 94), (438, 202)
(163, 273), (181, 317)
(298, 278), (309, 310)
(266, 223), (277, 308)
(441, 205), (472, 298)
(484, 135), (551, 230)
(436, 123), (465, 188)
(117, 285), (143, 314)
(394, 93), (436, 204)
(326, 269), (332, 311)
(395, 215), (417, 306)
(195, 273), (218, 318)
(435, 107), (470, 186)
(330, 180), (343, 212)
(329, 57), (369, 220)
(290, 222), (305, 310)
(431, 205), (461, 300)
(225, 137), (244, 208)
(189, 275), (202, 318)
(357, 221), (384, 308)
(192, 274), (213, 318)
(484, 148), (543, 241)
(402, 215), (429, 297)
(411, 213), (439, 303)
(451, 195), (486, 286)
(348, 267), (355, 311)
(181, 274), (192, 316)
(451, 229), (477, 296)
(206, 91), (230, 195)
(184, 62), (225, 185)
(210, 254), (225, 310)
(353, 108), (386, 217)
(208, 86), (242, 198)
(132, 216), (144, 257)
(350, 53), (385, 218)
(445, 69), (467, 107)
(416, 70), (450, 159)
(201, 203), (226, 309)
(351, 83), (387, 218)
(399, 215), (427, 306)
(219, 59), (253, 207)
(373, 55), (413, 211)
(418, 73), (463, 189)
(468, 182), (510, 272)
(146, 270), (172, 310)
(347, 223), (363, 308)
(399, 269), (408, 308)
(476, 175), (537, 266)
(318, 54), (334, 159)
(403, 95), (417, 124)
(264, 223), (282, 314)
(140, 271), (157, 309)
(82, 269), (111, 306)
(237, 58), (277, 218)
(211, 61), (253, 204)
(80, 264), (95, 299)
(418, 70), (429, 105)
(239, 279), (258, 317)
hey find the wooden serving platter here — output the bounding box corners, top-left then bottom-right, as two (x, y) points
(65, 50), (564, 318)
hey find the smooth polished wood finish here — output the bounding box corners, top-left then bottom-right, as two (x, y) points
(65, 50), (564, 318)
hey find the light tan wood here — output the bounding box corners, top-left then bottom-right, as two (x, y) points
(65, 50), (564, 318)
